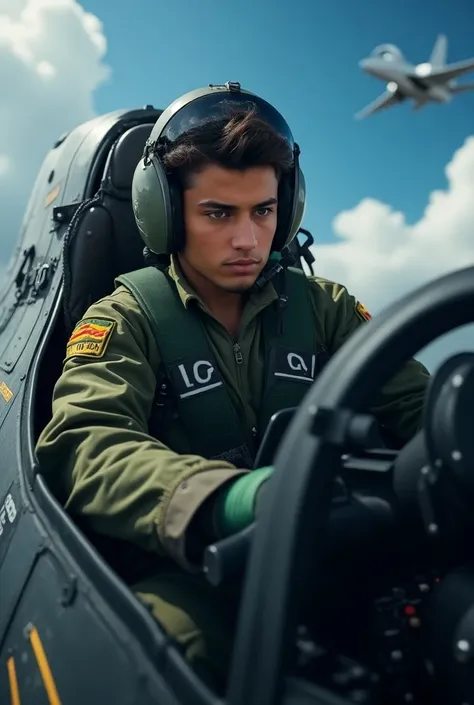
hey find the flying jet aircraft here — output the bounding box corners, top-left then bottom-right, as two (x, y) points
(356, 34), (474, 119)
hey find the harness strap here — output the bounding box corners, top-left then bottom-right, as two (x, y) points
(258, 266), (326, 440)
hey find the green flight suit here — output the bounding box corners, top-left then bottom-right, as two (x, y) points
(35, 255), (430, 692)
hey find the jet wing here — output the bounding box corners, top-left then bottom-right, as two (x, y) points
(355, 89), (403, 119)
(423, 57), (474, 84)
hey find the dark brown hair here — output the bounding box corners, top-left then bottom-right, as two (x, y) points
(161, 106), (294, 188)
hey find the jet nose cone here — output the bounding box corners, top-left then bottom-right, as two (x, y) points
(359, 57), (381, 77)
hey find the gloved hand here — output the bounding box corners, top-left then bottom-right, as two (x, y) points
(213, 466), (274, 538)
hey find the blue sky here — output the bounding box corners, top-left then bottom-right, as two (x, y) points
(85, 0), (474, 245)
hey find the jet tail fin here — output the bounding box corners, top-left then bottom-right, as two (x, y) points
(430, 34), (447, 66)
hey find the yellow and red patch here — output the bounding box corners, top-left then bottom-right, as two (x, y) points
(355, 301), (372, 322)
(0, 381), (13, 403)
(66, 317), (116, 360)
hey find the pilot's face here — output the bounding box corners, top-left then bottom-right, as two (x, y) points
(179, 163), (278, 295)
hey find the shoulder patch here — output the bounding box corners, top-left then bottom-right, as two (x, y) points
(355, 301), (371, 322)
(66, 317), (116, 360)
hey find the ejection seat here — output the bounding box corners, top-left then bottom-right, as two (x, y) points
(62, 122), (165, 336)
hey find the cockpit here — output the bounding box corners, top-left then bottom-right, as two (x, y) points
(21, 104), (474, 705)
(370, 44), (404, 63)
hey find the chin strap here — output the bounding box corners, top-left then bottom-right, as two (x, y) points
(252, 246), (297, 293)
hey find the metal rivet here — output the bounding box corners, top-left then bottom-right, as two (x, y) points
(456, 639), (471, 663)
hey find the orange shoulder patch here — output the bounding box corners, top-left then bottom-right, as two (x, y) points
(355, 301), (371, 322)
(66, 317), (116, 360)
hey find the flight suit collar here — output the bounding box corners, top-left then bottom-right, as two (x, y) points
(168, 254), (279, 320)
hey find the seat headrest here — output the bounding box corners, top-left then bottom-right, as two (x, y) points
(103, 123), (153, 192)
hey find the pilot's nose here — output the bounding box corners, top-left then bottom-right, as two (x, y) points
(232, 219), (257, 250)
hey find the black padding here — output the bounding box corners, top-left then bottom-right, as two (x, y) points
(63, 123), (156, 333)
(106, 125), (151, 191)
(102, 124), (155, 286)
(66, 205), (114, 328)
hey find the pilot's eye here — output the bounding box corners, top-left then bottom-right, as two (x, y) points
(254, 207), (274, 217)
(206, 210), (229, 220)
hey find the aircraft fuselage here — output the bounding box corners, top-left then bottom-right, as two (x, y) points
(361, 60), (452, 105)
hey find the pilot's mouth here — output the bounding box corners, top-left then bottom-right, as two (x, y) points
(224, 259), (260, 273)
(226, 259), (259, 265)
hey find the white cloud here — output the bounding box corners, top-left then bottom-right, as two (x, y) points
(310, 135), (474, 371)
(0, 0), (110, 266)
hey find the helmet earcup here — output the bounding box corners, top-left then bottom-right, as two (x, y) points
(132, 155), (174, 254)
(271, 155), (306, 252)
(286, 164), (306, 248)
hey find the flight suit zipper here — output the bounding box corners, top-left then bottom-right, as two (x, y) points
(233, 342), (243, 365)
(233, 342), (257, 447)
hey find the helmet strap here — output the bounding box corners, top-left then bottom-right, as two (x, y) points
(252, 246), (296, 293)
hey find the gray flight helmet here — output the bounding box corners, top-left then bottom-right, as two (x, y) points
(131, 81), (306, 255)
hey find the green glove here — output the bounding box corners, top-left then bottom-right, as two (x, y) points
(214, 466), (273, 538)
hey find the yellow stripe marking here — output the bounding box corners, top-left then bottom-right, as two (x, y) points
(29, 626), (62, 705)
(7, 656), (21, 705)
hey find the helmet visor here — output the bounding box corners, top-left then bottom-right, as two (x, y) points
(159, 91), (295, 149)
